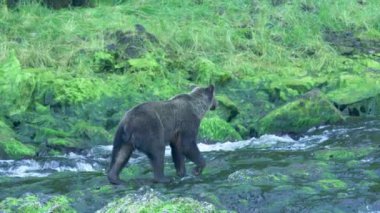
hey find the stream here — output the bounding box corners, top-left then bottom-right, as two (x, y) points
(0, 118), (380, 212)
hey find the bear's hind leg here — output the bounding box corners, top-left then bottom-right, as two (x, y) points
(107, 143), (134, 185)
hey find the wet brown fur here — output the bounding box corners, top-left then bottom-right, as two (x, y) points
(107, 85), (217, 184)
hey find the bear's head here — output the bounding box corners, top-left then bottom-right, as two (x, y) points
(207, 85), (217, 111)
(190, 84), (217, 111)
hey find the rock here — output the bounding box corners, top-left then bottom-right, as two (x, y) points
(312, 179), (347, 192)
(314, 147), (373, 161)
(215, 95), (239, 121)
(326, 73), (380, 116)
(97, 189), (216, 213)
(258, 89), (344, 135)
(0, 194), (75, 213)
(199, 116), (242, 143)
(228, 169), (290, 186)
(96, 25), (160, 73)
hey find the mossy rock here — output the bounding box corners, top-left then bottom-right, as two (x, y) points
(47, 137), (76, 149)
(326, 73), (380, 116)
(258, 66), (325, 103)
(258, 89), (344, 135)
(0, 194), (75, 213)
(97, 190), (216, 213)
(313, 179), (347, 192)
(0, 120), (36, 159)
(215, 95), (239, 121)
(199, 116), (242, 142)
(228, 169), (290, 187)
(314, 147), (373, 162)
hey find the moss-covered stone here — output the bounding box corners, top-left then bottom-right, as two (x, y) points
(228, 169), (291, 187)
(326, 73), (380, 116)
(313, 179), (347, 192)
(258, 89), (344, 135)
(314, 147), (373, 162)
(0, 194), (75, 213)
(47, 138), (76, 149)
(0, 120), (36, 159)
(199, 116), (242, 142)
(215, 95), (239, 121)
(264, 75), (327, 102)
(97, 190), (216, 213)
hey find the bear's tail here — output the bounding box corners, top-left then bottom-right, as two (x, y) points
(109, 124), (129, 171)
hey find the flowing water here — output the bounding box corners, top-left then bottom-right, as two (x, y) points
(1, 118), (380, 212)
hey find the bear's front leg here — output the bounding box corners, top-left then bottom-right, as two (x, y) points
(184, 141), (206, 176)
(170, 140), (186, 177)
(146, 147), (171, 183)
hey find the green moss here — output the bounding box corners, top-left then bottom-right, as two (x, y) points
(314, 147), (373, 162)
(0, 120), (36, 159)
(228, 169), (290, 187)
(314, 179), (347, 192)
(251, 174), (290, 186)
(71, 120), (112, 146)
(215, 95), (239, 121)
(128, 54), (160, 71)
(300, 186), (318, 195)
(52, 77), (109, 105)
(41, 127), (70, 138)
(0, 139), (36, 159)
(326, 73), (380, 105)
(97, 191), (217, 213)
(47, 138), (75, 148)
(0, 51), (36, 116)
(258, 90), (344, 135)
(120, 164), (145, 179)
(199, 116), (242, 142)
(0, 194), (75, 213)
(192, 58), (232, 84)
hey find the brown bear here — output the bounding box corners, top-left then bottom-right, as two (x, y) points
(107, 85), (217, 184)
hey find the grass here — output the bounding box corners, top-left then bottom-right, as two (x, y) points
(0, 1), (379, 77)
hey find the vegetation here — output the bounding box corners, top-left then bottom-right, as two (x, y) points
(0, 194), (75, 213)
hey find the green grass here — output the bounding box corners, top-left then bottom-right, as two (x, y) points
(1, 0), (378, 76)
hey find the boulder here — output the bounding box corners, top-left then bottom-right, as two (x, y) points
(326, 73), (380, 116)
(258, 89), (344, 135)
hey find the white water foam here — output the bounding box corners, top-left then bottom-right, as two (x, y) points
(0, 158), (98, 177)
(164, 133), (328, 154)
(0, 130), (330, 178)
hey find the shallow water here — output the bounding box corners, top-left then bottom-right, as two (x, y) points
(1, 118), (380, 212)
